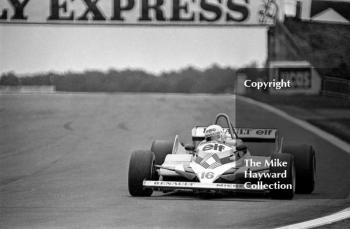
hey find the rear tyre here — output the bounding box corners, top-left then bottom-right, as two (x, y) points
(283, 145), (316, 194)
(269, 153), (295, 200)
(151, 140), (173, 165)
(128, 150), (155, 196)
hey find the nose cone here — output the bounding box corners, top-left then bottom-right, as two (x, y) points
(191, 162), (218, 183)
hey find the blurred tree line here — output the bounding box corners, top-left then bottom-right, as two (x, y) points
(0, 64), (264, 93)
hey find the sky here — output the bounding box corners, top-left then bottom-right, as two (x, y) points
(0, 1), (296, 75)
(0, 26), (268, 75)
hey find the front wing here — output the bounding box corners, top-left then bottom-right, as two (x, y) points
(143, 180), (265, 192)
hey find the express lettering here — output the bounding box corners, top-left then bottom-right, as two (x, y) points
(0, 0), (30, 20)
(1, 0), (250, 22)
(48, 0), (106, 21)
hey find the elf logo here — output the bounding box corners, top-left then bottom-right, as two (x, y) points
(203, 143), (225, 152)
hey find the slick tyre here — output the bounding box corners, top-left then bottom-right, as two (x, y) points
(128, 150), (155, 197)
(269, 153), (295, 200)
(151, 140), (173, 165)
(283, 145), (316, 194)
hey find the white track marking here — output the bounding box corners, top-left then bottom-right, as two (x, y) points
(237, 96), (350, 154)
(274, 207), (350, 229)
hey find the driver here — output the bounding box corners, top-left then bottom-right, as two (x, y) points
(203, 124), (239, 145)
(201, 124), (248, 159)
(204, 124), (225, 143)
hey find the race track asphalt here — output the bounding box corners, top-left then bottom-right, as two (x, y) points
(0, 93), (349, 228)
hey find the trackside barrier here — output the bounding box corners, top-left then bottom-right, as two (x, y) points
(322, 77), (350, 99)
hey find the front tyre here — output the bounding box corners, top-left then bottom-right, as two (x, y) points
(128, 150), (155, 196)
(151, 140), (173, 166)
(269, 153), (295, 200)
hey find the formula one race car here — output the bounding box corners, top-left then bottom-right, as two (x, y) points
(128, 113), (316, 199)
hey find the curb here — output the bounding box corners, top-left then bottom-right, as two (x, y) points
(274, 207), (350, 229)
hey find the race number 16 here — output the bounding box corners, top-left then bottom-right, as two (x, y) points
(201, 172), (214, 179)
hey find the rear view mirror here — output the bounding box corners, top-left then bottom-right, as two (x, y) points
(236, 144), (247, 152)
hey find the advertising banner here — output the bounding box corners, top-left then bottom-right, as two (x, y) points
(0, 0), (284, 26)
(275, 67), (312, 89)
(269, 61), (322, 94)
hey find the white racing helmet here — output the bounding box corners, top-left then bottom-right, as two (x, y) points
(204, 125), (224, 142)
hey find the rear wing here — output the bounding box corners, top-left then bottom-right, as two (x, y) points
(192, 127), (279, 143)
